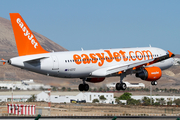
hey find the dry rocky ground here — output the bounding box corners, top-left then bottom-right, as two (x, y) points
(1, 102), (180, 116)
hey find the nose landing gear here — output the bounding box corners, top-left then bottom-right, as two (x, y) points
(151, 81), (157, 85)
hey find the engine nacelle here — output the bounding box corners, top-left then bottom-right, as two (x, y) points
(135, 67), (162, 81)
(86, 77), (105, 83)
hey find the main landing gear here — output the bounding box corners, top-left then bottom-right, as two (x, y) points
(116, 73), (127, 91)
(151, 81), (157, 85)
(79, 78), (89, 91)
(116, 83), (127, 90)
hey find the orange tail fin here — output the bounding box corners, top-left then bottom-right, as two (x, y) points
(9, 13), (49, 56)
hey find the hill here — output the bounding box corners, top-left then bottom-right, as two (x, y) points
(175, 54), (180, 58)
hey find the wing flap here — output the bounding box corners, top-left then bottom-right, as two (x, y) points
(106, 59), (153, 75)
(91, 59), (153, 77)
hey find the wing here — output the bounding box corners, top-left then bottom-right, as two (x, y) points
(91, 50), (175, 77)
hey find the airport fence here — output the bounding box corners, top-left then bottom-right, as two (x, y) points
(1, 103), (180, 117)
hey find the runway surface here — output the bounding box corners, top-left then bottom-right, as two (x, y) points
(1, 118), (179, 120)
(0, 116), (180, 120)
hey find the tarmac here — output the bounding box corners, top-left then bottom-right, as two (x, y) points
(1, 119), (178, 120)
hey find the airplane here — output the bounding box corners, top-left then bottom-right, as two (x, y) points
(0, 13), (175, 91)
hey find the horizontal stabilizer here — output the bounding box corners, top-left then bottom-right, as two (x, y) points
(0, 58), (7, 65)
(23, 57), (49, 63)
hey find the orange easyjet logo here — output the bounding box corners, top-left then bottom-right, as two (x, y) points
(16, 18), (38, 49)
(73, 50), (153, 67)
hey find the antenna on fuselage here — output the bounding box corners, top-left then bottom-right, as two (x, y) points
(149, 44), (152, 47)
(81, 48), (84, 51)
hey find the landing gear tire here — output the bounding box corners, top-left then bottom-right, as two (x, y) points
(151, 81), (157, 86)
(79, 84), (84, 91)
(116, 83), (121, 91)
(121, 83), (127, 90)
(116, 83), (127, 91)
(78, 84), (89, 91)
(84, 84), (89, 91)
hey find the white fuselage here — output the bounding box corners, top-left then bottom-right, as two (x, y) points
(9, 47), (174, 78)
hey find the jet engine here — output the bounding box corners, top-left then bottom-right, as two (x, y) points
(86, 77), (105, 83)
(136, 67), (162, 81)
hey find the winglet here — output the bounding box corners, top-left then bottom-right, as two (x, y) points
(9, 13), (49, 56)
(168, 50), (175, 57)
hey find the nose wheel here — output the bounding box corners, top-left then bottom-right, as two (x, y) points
(151, 81), (157, 85)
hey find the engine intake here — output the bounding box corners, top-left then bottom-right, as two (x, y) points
(136, 67), (162, 81)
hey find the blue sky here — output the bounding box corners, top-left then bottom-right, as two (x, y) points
(0, 0), (180, 54)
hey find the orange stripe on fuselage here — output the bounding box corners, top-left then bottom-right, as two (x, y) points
(73, 50), (153, 67)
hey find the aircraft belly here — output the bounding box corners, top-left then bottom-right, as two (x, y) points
(58, 64), (97, 78)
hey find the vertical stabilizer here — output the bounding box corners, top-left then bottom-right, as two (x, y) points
(9, 13), (49, 56)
